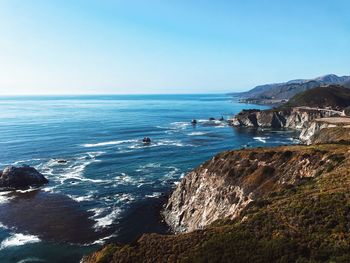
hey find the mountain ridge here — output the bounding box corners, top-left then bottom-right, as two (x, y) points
(233, 74), (350, 101)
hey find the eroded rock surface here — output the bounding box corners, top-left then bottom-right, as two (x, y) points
(163, 146), (341, 233)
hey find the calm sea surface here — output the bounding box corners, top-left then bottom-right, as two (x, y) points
(0, 94), (299, 263)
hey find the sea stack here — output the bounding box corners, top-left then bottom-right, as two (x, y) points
(0, 165), (48, 189)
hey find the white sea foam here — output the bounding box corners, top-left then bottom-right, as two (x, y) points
(13, 158), (42, 166)
(170, 121), (190, 129)
(68, 194), (94, 202)
(289, 137), (301, 143)
(16, 188), (39, 194)
(128, 139), (187, 149)
(0, 222), (9, 229)
(93, 208), (121, 229)
(138, 163), (161, 169)
(17, 258), (45, 263)
(117, 193), (135, 203)
(187, 132), (207, 136)
(41, 186), (58, 193)
(88, 207), (106, 218)
(82, 140), (137, 148)
(91, 234), (115, 245)
(253, 137), (269, 143)
(39, 152), (109, 185)
(0, 191), (14, 204)
(0, 233), (40, 250)
(145, 192), (161, 198)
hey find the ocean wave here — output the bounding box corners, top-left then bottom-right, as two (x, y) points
(187, 132), (207, 136)
(16, 188), (40, 194)
(13, 158), (42, 165)
(0, 191), (14, 204)
(91, 234), (116, 245)
(253, 136), (269, 143)
(0, 222), (9, 229)
(41, 186), (58, 193)
(16, 257), (45, 263)
(289, 137), (301, 143)
(0, 233), (40, 250)
(145, 192), (161, 198)
(38, 152), (108, 185)
(128, 139), (188, 149)
(67, 194), (94, 202)
(117, 193), (135, 203)
(93, 208), (121, 229)
(81, 140), (137, 148)
(170, 121), (190, 130)
(138, 163), (161, 169)
(88, 207), (106, 218)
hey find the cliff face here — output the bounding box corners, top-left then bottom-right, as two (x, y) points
(163, 146), (342, 233)
(230, 108), (342, 129)
(301, 118), (350, 145)
(83, 144), (350, 263)
(230, 107), (345, 144)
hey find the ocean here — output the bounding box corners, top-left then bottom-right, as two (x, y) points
(0, 94), (300, 263)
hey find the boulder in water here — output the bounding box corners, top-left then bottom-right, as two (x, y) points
(142, 137), (151, 144)
(0, 165), (48, 189)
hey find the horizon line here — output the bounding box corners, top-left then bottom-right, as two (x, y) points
(0, 92), (234, 97)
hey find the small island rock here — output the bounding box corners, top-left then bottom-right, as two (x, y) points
(0, 165), (48, 189)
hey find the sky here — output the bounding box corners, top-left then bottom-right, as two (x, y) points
(0, 0), (349, 95)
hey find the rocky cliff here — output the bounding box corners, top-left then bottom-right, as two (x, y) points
(300, 117), (350, 144)
(83, 143), (350, 263)
(229, 107), (345, 144)
(230, 107), (342, 129)
(163, 145), (343, 233)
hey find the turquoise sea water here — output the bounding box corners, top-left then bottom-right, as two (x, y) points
(0, 94), (299, 263)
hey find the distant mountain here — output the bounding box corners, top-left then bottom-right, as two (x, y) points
(234, 74), (350, 100)
(283, 85), (350, 109)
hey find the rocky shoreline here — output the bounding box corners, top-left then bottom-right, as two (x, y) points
(82, 102), (350, 262)
(83, 142), (350, 262)
(228, 107), (346, 144)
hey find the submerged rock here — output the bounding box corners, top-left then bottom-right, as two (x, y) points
(0, 165), (48, 189)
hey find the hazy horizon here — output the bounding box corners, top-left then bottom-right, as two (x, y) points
(1, 0), (349, 95)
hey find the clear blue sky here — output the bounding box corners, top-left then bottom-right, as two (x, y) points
(0, 0), (349, 95)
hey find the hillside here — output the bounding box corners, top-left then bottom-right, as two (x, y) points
(283, 85), (350, 109)
(234, 74), (350, 101)
(83, 143), (350, 263)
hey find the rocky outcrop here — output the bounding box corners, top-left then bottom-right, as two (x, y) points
(230, 108), (342, 129)
(163, 146), (339, 233)
(0, 165), (48, 189)
(84, 144), (350, 263)
(229, 107), (345, 143)
(301, 117), (350, 144)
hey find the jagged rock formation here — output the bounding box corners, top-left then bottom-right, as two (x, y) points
(0, 165), (48, 189)
(300, 117), (350, 145)
(83, 143), (350, 263)
(229, 107), (342, 130)
(163, 146), (340, 233)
